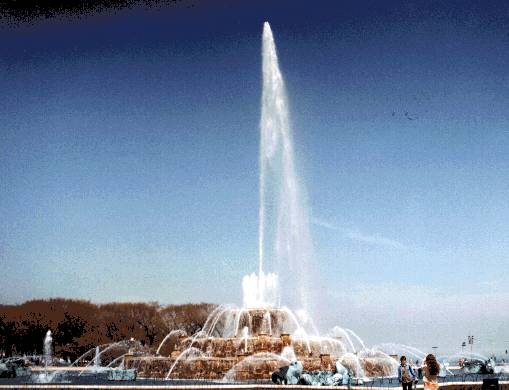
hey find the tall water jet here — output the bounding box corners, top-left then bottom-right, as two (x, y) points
(242, 271), (278, 308)
(252, 21), (314, 311)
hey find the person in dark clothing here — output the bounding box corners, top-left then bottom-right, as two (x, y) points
(398, 356), (417, 390)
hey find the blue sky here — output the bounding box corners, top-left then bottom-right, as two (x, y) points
(1, 0), (509, 354)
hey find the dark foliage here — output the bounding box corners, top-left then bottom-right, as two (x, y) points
(0, 299), (216, 361)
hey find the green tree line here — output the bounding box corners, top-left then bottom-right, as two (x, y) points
(0, 299), (216, 361)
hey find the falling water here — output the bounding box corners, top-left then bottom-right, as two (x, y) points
(281, 345), (297, 362)
(261, 310), (273, 335)
(222, 352), (290, 382)
(241, 326), (249, 352)
(248, 21), (314, 311)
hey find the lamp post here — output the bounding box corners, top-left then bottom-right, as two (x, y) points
(432, 346), (438, 357)
(462, 341), (466, 354)
(468, 335), (474, 355)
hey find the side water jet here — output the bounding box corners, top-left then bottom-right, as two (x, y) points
(165, 347), (206, 380)
(33, 330), (59, 383)
(94, 346), (101, 371)
(106, 354), (126, 369)
(329, 326), (357, 353)
(156, 330), (187, 356)
(78, 341), (133, 376)
(71, 343), (116, 367)
(43, 330), (52, 370)
(374, 343), (426, 362)
(345, 329), (366, 350)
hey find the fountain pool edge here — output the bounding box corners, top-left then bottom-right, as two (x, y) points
(0, 381), (507, 390)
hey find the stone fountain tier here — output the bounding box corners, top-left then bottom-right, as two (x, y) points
(202, 307), (311, 338)
(125, 353), (395, 380)
(125, 332), (395, 380)
(241, 308), (289, 336)
(124, 353), (335, 380)
(176, 334), (335, 359)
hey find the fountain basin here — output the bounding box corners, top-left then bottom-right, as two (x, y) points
(107, 368), (137, 381)
(126, 331), (394, 380)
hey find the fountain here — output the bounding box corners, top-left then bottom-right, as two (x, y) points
(123, 22), (398, 381)
(1, 22), (508, 388)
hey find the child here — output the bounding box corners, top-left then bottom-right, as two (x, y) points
(398, 356), (417, 390)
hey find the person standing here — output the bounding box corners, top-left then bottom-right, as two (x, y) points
(423, 354), (441, 390)
(398, 356), (417, 390)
